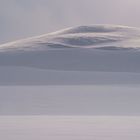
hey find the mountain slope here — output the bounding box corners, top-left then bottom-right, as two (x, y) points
(0, 24), (140, 51)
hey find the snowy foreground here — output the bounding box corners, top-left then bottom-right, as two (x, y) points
(1, 85), (140, 140)
(0, 116), (140, 140)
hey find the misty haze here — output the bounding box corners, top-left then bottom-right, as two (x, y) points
(0, 0), (140, 140)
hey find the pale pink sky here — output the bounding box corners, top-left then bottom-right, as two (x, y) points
(0, 0), (140, 44)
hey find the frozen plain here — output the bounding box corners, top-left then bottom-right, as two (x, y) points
(0, 85), (140, 140)
(0, 116), (140, 140)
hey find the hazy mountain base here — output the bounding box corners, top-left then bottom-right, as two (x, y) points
(0, 66), (140, 85)
(0, 85), (140, 115)
(0, 49), (140, 72)
(0, 48), (140, 85)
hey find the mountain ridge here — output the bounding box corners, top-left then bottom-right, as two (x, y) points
(0, 24), (140, 52)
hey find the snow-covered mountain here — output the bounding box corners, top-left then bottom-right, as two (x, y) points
(0, 24), (140, 85)
(1, 24), (140, 51)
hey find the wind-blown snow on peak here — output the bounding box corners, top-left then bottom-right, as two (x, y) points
(50, 24), (139, 35)
(0, 24), (140, 51)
